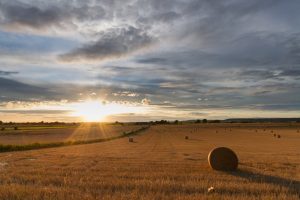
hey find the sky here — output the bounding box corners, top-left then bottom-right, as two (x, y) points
(0, 0), (300, 122)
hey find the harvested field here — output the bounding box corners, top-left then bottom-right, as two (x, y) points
(0, 123), (143, 145)
(0, 123), (299, 200)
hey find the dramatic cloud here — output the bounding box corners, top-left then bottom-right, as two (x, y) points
(1, 0), (300, 121)
(0, 77), (54, 101)
(59, 26), (155, 61)
(0, 1), (67, 30)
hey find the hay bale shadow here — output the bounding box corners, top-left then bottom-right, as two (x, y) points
(227, 168), (300, 196)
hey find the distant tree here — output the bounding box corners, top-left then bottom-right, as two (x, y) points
(202, 119), (208, 123)
(195, 119), (201, 123)
(174, 120), (179, 124)
(210, 120), (221, 123)
(0, 121), (2, 125)
(153, 120), (169, 125)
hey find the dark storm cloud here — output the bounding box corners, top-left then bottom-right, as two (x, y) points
(60, 26), (155, 61)
(0, 2), (65, 29)
(0, 0), (107, 31)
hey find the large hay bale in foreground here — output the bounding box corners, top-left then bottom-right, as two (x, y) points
(208, 147), (238, 171)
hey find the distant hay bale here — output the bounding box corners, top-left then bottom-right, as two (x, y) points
(185, 136), (189, 140)
(207, 186), (215, 193)
(128, 137), (134, 142)
(273, 134), (276, 137)
(14, 127), (18, 130)
(277, 135), (281, 138)
(1, 127), (5, 131)
(208, 147), (238, 171)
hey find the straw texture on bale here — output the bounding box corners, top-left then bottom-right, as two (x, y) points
(208, 147), (238, 171)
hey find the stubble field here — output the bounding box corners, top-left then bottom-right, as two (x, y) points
(0, 123), (143, 145)
(0, 123), (299, 199)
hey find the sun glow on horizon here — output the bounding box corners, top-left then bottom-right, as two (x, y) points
(71, 100), (143, 122)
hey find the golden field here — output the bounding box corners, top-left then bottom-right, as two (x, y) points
(0, 123), (299, 199)
(0, 123), (143, 145)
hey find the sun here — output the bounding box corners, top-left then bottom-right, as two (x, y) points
(70, 99), (146, 122)
(72, 100), (107, 122)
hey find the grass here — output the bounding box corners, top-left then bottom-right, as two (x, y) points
(0, 126), (149, 153)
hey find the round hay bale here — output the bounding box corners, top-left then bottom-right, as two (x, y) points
(277, 135), (281, 138)
(208, 147), (238, 171)
(1, 127), (5, 131)
(273, 134), (276, 137)
(185, 136), (189, 140)
(128, 137), (134, 142)
(207, 186), (215, 193)
(14, 126), (18, 130)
